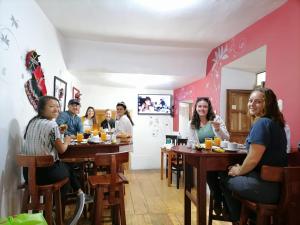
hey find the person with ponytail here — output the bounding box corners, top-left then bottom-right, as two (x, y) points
(115, 101), (134, 136)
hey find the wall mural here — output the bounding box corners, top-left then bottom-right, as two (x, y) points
(0, 14), (24, 84)
(173, 37), (247, 130)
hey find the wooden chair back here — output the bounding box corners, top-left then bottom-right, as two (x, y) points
(16, 154), (68, 225)
(89, 152), (129, 225)
(16, 154), (54, 207)
(177, 138), (188, 145)
(166, 135), (178, 145)
(237, 165), (300, 225)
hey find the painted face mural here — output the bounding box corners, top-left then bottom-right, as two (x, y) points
(24, 50), (47, 111)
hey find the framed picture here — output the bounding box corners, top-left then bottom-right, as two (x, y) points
(72, 86), (81, 100)
(138, 94), (172, 115)
(53, 76), (67, 112)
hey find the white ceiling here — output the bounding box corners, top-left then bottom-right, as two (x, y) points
(35, 0), (286, 89)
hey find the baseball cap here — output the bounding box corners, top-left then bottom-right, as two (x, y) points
(68, 99), (81, 105)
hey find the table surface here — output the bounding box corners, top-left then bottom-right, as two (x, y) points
(60, 141), (132, 160)
(173, 145), (247, 225)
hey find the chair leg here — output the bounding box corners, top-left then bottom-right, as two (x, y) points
(239, 204), (251, 225)
(119, 185), (126, 225)
(54, 190), (63, 225)
(94, 188), (104, 225)
(44, 191), (53, 225)
(21, 188), (29, 212)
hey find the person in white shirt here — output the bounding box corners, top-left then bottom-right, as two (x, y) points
(81, 106), (97, 132)
(115, 101), (134, 135)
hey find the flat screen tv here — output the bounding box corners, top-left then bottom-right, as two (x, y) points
(138, 94), (172, 115)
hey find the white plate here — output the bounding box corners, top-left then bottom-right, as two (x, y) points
(224, 147), (240, 152)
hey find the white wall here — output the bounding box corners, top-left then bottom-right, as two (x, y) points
(0, 0), (79, 217)
(220, 67), (256, 121)
(79, 84), (173, 170)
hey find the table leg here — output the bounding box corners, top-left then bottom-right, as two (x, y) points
(168, 151), (172, 186)
(184, 156), (192, 225)
(197, 157), (207, 225)
(161, 150), (164, 180)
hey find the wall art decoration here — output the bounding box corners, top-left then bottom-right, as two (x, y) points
(53, 76), (67, 112)
(24, 50), (47, 111)
(72, 86), (81, 101)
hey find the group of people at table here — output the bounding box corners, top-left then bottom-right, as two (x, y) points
(184, 87), (290, 224)
(21, 97), (134, 217)
(20, 87), (290, 224)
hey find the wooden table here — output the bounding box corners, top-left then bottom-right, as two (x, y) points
(173, 145), (246, 225)
(160, 147), (176, 186)
(60, 141), (132, 160)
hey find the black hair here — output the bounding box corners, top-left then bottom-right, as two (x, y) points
(24, 96), (60, 139)
(116, 102), (134, 126)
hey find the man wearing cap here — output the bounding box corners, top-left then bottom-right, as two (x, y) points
(56, 99), (83, 138)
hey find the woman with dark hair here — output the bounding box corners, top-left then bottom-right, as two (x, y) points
(22, 96), (84, 201)
(140, 96), (154, 112)
(221, 88), (287, 224)
(187, 97), (230, 215)
(188, 97), (229, 144)
(82, 106), (98, 131)
(115, 101), (134, 135)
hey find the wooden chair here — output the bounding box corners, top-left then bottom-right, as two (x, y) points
(16, 154), (69, 225)
(235, 165), (300, 225)
(88, 151), (129, 225)
(171, 138), (187, 189)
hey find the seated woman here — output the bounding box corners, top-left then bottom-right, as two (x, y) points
(187, 97), (230, 215)
(81, 106), (98, 132)
(22, 96), (85, 203)
(221, 88), (287, 224)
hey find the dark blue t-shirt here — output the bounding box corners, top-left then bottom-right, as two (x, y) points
(246, 117), (287, 171)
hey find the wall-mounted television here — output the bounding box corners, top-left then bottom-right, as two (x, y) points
(138, 94), (172, 115)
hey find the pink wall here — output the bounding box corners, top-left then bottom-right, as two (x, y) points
(174, 0), (300, 148)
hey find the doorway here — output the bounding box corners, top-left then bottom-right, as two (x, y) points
(226, 89), (252, 143)
(178, 101), (193, 138)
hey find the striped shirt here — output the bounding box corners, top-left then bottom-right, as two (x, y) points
(22, 118), (61, 161)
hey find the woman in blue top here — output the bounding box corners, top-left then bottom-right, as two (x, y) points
(187, 97), (230, 215)
(221, 88), (287, 224)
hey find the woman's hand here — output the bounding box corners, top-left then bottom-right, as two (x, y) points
(210, 121), (221, 132)
(228, 164), (241, 176)
(64, 135), (72, 145)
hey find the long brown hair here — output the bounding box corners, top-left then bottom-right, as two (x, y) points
(84, 106), (97, 124)
(191, 97), (215, 129)
(252, 87), (285, 128)
(116, 102), (134, 126)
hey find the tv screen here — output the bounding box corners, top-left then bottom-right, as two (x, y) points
(138, 94), (172, 115)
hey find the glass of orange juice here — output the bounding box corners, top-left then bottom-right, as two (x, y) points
(205, 138), (213, 150)
(100, 132), (107, 142)
(93, 130), (99, 136)
(77, 133), (84, 142)
(85, 128), (91, 134)
(214, 137), (221, 147)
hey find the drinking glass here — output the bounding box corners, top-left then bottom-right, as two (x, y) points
(101, 132), (107, 142)
(77, 133), (84, 142)
(205, 138), (213, 150)
(214, 137), (221, 147)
